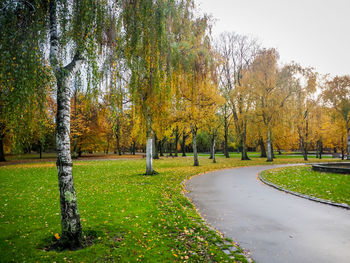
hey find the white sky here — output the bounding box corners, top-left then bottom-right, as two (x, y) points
(195, 0), (350, 76)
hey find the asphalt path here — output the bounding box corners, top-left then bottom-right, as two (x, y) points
(185, 165), (350, 263)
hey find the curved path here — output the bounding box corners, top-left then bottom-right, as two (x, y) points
(185, 165), (350, 263)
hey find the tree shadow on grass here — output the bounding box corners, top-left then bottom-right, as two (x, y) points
(41, 228), (103, 252)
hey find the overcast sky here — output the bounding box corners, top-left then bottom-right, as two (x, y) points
(195, 0), (350, 77)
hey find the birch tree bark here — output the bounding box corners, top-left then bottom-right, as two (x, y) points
(145, 119), (155, 174)
(146, 136), (153, 174)
(50, 0), (82, 248)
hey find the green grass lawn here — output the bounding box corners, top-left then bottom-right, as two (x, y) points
(0, 156), (339, 262)
(261, 166), (350, 206)
(5, 152), (58, 160)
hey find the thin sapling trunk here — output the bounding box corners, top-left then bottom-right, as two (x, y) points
(212, 134), (216, 163)
(191, 125), (199, 166)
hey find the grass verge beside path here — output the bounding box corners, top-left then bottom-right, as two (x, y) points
(261, 166), (350, 206)
(0, 157), (339, 262)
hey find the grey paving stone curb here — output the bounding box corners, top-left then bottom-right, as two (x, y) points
(259, 170), (350, 210)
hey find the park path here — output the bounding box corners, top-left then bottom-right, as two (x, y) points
(185, 165), (350, 263)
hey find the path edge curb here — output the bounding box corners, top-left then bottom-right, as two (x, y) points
(258, 169), (350, 210)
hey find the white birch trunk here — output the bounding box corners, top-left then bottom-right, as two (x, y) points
(50, 0), (83, 248)
(146, 136), (154, 174)
(56, 74), (82, 248)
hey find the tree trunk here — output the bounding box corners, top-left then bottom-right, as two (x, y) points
(191, 125), (199, 166)
(153, 134), (159, 159)
(168, 141), (173, 156)
(241, 124), (250, 160)
(212, 134), (216, 163)
(209, 136), (213, 159)
(266, 129), (273, 162)
(174, 127), (179, 157)
(347, 124), (350, 160)
(271, 144), (275, 159)
(298, 128), (308, 161)
(300, 137), (308, 161)
(39, 142), (42, 159)
(56, 72), (82, 248)
(224, 114), (229, 158)
(276, 144), (282, 155)
(259, 137), (267, 158)
(159, 139), (164, 157)
(50, 0), (82, 248)
(181, 133), (187, 157)
(106, 137), (110, 155)
(27, 144), (32, 154)
(241, 140), (250, 160)
(132, 141), (136, 155)
(72, 91), (78, 159)
(0, 135), (6, 162)
(145, 127), (155, 175)
(115, 121), (121, 155)
(316, 139), (322, 159)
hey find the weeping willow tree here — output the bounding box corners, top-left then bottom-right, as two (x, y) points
(0, 1), (52, 161)
(122, 0), (180, 174)
(2, 0), (117, 248)
(171, 7), (219, 166)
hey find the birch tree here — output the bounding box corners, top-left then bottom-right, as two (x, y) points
(217, 32), (259, 160)
(48, 0), (118, 248)
(122, 0), (176, 174)
(250, 49), (295, 161)
(2, 0), (117, 248)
